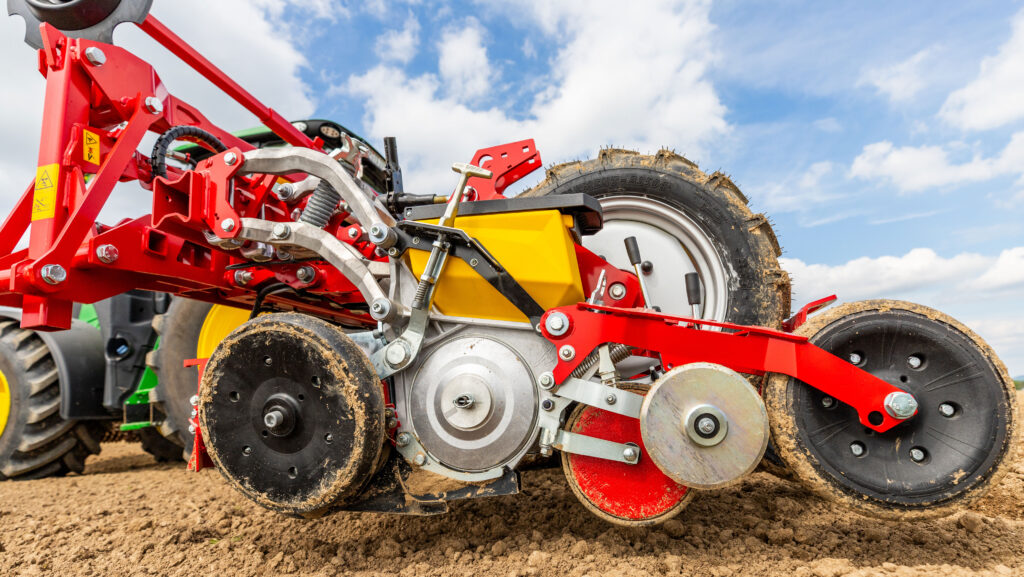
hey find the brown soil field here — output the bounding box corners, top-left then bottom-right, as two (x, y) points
(1, 439), (1023, 577)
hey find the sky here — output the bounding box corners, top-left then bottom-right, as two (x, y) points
(0, 0), (1021, 375)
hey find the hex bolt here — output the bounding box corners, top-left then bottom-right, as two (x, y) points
(938, 403), (956, 418)
(558, 345), (576, 361)
(190, 408), (198, 419)
(273, 183), (294, 201)
(368, 224), (397, 248)
(545, 312), (570, 336)
(907, 355), (923, 369)
(396, 432), (412, 447)
(264, 410), (284, 428)
(821, 396), (835, 409)
(242, 446), (252, 456)
(541, 399), (555, 412)
(623, 446), (639, 463)
(220, 218), (236, 232)
(469, 258), (479, 267)
(271, 222), (291, 240)
(189, 395), (200, 407)
(276, 248), (293, 261)
(233, 270), (253, 286)
(605, 394), (617, 406)
(909, 447), (926, 462)
(84, 46), (106, 66)
(387, 247), (400, 257)
(413, 453), (427, 466)
(188, 424), (196, 434)
(386, 418), (398, 429)
(296, 266), (316, 284)
(95, 244), (119, 264)
(385, 342), (408, 367)
(884, 391), (919, 419)
(411, 237), (421, 245)
(696, 417), (716, 435)
(849, 441), (865, 457)
(223, 152), (238, 166)
(608, 282), (627, 300)
(347, 227), (360, 239)
(848, 352), (863, 365)
(369, 298), (392, 320)
(538, 372), (555, 390)
(324, 433), (334, 444)
(144, 96), (163, 115)
(40, 264), (67, 285)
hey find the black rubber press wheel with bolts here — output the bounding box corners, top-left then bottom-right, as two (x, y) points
(199, 313), (385, 517)
(764, 300), (1018, 519)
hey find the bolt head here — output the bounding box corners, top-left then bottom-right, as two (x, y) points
(413, 453), (427, 466)
(40, 264), (67, 285)
(348, 227), (360, 239)
(271, 222), (291, 239)
(242, 446), (252, 456)
(696, 416), (717, 435)
(396, 432), (412, 447)
(273, 183), (294, 201)
(848, 352), (863, 365)
(324, 433), (334, 444)
(220, 218), (236, 232)
(144, 96), (163, 115)
(95, 244), (119, 264)
(907, 355), (923, 369)
(233, 269), (253, 286)
(191, 408), (198, 419)
(223, 152), (238, 166)
(189, 395), (200, 407)
(608, 282), (627, 300)
(605, 394), (617, 405)
(558, 345), (575, 361)
(545, 311), (571, 336)
(938, 403), (956, 418)
(821, 396), (835, 409)
(385, 342), (408, 367)
(469, 258), (480, 267)
(296, 266), (316, 283)
(623, 446), (639, 462)
(188, 424), (196, 434)
(850, 442), (865, 457)
(909, 448), (926, 462)
(538, 373), (555, 389)
(264, 411), (282, 428)
(84, 46), (106, 66)
(541, 399), (555, 411)
(884, 391), (919, 419)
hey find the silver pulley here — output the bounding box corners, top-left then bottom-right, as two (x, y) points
(640, 362), (769, 489)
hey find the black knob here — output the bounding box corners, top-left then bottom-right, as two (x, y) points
(685, 272), (701, 305)
(624, 237), (642, 266)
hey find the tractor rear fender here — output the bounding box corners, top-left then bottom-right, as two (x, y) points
(0, 307), (106, 420)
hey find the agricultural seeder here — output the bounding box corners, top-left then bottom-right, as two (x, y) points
(1, 0), (1016, 525)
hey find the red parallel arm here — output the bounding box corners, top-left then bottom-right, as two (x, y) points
(542, 303), (908, 434)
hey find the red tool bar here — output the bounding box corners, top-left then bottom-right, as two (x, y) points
(543, 303), (910, 433)
(136, 15), (316, 150)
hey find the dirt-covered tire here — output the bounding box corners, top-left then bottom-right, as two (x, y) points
(0, 319), (103, 479)
(522, 148), (790, 329)
(764, 300), (1019, 520)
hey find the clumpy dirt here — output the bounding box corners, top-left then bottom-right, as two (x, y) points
(1, 442), (1024, 577)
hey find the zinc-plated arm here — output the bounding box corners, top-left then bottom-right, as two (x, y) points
(240, 148), (396, 229)
(237, 218), (404, 321)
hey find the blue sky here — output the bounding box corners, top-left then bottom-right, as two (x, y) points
(0, 0), (1021, 374)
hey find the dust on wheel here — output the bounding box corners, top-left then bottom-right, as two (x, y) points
(0, 319), (102, 479)
(523, 148), (790, 329)
(764, 300), (1019, 519)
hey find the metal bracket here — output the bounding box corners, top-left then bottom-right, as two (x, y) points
(552, 430), (640, 465)
(554, 377), (644, 419)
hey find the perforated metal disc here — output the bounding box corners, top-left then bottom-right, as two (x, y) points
(640, 362), (768, 489)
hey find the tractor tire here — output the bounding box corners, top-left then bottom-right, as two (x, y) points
(148, 299), (250, 457)
(137, 427), (185, 462)
(0, 319), (103, 479)
(522, 148), (790, 329)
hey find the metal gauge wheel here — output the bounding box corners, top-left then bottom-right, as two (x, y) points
(764, 300), (1018, 519)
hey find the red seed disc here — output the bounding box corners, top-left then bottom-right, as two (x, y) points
(561, 385), (693, 526)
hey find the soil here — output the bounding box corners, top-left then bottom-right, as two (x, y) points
(2, 435), (1024, 577)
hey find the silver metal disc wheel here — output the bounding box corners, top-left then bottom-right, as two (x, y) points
(583, 196), (729, 322)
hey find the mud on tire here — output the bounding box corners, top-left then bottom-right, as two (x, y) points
(0, 319), (103, 479)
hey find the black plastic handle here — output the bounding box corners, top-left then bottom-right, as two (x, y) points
(685, 272), (701, 305)
(624, 237), (642, 266)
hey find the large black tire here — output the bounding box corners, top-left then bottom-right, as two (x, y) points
(147, 299), (216, 457)
(522, 148), (790, 329)
(0, 319), (103, 479)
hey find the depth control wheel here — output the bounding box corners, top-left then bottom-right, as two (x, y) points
(562, 384), (693, 526)
(764, 300), (1018, 519)
(199, 313), (385, 517)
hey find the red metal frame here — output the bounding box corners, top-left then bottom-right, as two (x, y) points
(540, 303), (910, 433)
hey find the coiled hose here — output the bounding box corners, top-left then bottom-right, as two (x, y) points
(150, 126), (227, 179)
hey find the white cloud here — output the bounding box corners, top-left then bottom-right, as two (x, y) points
(782, 247), (1024, 375)
(438, 20), (493, 102)
(0, 1), (317, 223)
(859, 48), (933, 103)
(849, 133), (1024, 192)
(346, 0), (727, 195)
(941, 9), (1024, 131)
(813, 117), (842, 133)
(748, 161), (841, 215)
(375, 15), (420, 64)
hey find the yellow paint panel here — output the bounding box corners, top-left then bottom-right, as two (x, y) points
(32, 164), (59, 221)
(83, 129), (101, 165)
(408, 209), (584, 322)
(0, 367), (10, 438)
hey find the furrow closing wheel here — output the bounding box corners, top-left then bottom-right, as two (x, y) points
(523, 148), (790, 329)
(0, 319), (103, 479)
(764, 300), (1018, 519)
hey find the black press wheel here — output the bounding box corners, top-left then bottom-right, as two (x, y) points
(765, 300), (1018, 519)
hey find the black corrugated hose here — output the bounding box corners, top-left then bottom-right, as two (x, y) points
(150, 125), (227, 179)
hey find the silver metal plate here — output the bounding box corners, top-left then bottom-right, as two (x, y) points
(640, 362), (768, 489)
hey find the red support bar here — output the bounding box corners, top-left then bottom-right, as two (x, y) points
(137, 15), (316, 150)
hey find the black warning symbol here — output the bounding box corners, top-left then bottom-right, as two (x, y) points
(37, 169), (54, 190)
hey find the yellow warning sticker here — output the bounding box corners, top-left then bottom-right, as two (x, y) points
(32, 164), (59, 221)
(83, 129), (101, 165)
